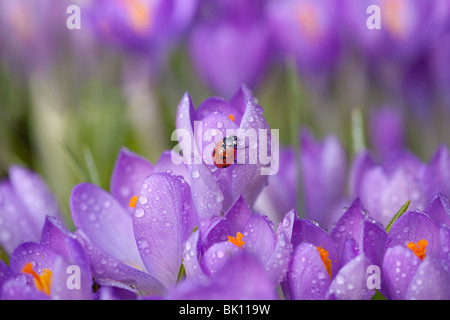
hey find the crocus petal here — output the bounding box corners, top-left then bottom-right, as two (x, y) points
(110, 147), (154, 213)
(70, 183), (145, 270)
(8, 166), (62, 224)
(1, 278), (49, 300)
(423, 193), (450, 227)
(242, 214), (276, 265)
(386, 211), (441, 257)
(264, 231), (293, 285)
(361, 220), (387, 268)
(286, 242), (331, 300)
(195, 97), (242, 126)
(0, 260), (10, 290)
(224, 195), (252, 236)
(40, 216), (75, 259)
(76, 230), (164, 295)
(154, 150), (189, 180)
(405, 257), (450, 300)
(326, 254), (374, 300)
(440, 226), (450, 271)
(340, 236), (359, 266)
(383, 245), (421, 300)
(9, 242), (58, 275)
(349, 150), (375, 198)
(201, 217), (230, 249)
(133, 172), (198, 289)
(201, 241), (240, 277)
(182, 229), (208, 283)
(0, 181), (38, 253)
(167, 251), (277, 300)
(422, 144), (450, 200)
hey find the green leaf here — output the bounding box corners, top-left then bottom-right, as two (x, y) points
(371, 289), (387, 300)
(385, 200), (410, 233)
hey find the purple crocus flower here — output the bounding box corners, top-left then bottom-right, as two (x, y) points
(189, 0), (271, 96)
(350, 143), (450, 228)
(70, 145), (199, 296)
(279, 198), (386, 300)
(0, 166), (63, 254)
(86, 0), (198, 55)
(175, 85), (273, 220)
(1, 216), (93, 300)
(266, 0), (342, 86)
(382, 194), (450, 299)
(182, 196), (292, 289)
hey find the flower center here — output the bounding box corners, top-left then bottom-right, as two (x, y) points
(129, 195), (139, 208)
(228, 114), (235, 122)
(316, 246), (332, 279)
(406, 239), (428, 261)
(21, 262), (52, 296)
(228, 232), (245, 248)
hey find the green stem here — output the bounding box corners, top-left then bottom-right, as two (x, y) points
(385, 200), (410, 233)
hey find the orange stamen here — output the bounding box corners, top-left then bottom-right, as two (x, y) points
(316, 246), (332, 279)
(129, 195), (139, 208)
(407, 239), (428, 261)
(228, 114), (235, 122)
(21, 262), (52, 295)
(228, 232), (245, 248)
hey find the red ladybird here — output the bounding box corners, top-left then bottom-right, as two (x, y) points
(212, 135), (238, 168)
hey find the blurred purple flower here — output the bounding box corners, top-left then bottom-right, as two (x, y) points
(300, 129), (348, 230)
(175, 85), (272, 219)
(383, 195), (450, 299)
(266, 0), (342, 86)
(189, 0), (271, 96)
(279, 198), (386, 300)
(1, 216), (93, 300)
(0, 166), (64, 254)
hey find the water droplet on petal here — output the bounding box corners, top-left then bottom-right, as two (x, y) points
(134, 207), (145, 218)
(191, 170), (200, 179)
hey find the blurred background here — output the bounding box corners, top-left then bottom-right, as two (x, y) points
(0, 0), (449, 226)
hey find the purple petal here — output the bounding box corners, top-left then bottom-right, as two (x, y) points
(195, 97), (242, 126)
(110, 147), (154, 214)
(70, 183), (144, 270)
(383, 245), (421, 300)
(9, 242), (58, 275)
(422, 144), (450, 200)
(133, 172), (198, 289)
(201, 217), (231, 250)
(423, 194), (450, 227)
(0, 181), (39, 254)
(154, 150), (189, 180)
(242, 214), (276, 265)
(264, 231), (293, 285)
(0, 260), (11, 289)
(326, 254), (374, 300)
(349, 150), (376, 197)
(224, 195), (252, 235)
(286, 242), (331, 300)
(168, 251), (277, 300)
(386, 211), (441, 258)
(405, 257), (450, 300)
(361, 220), (387, 267)
(182, 230), (208, 283)
(40, 216), (74, 259)
(200, 241), (240, 277)
(8, 166), (62, 224)
(75, 230), (164, 295)
(440, 226), (450, 271)
(340, 236), (359, 266)
(1, 278), (48, 300)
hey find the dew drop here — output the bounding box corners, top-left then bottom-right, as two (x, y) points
(191, 170), (200, 179)
(134, 207), (145, 218)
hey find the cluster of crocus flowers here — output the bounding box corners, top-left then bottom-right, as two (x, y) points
(0, 86), (449, 300)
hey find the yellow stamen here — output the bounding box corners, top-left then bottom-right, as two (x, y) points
(121, 0), (152, 32)
(228, 232), (245, 248)
(407, 239), (428, 261)
(316, 246), (332, 279)
(21, 262), (52, 296)
(129, 195), (139, 208)
(228, 114), (235, 122)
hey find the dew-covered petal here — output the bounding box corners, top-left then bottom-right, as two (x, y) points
(326, 254), (374, 300)
(0, 181), (39, 254)
(8, 166), (62, 226)
(440, 226), (450, 271)
(224, 196), (252, 235)
(70, 183), (144, 270)
(167, 251), (277, 300)
(405, 257), (450, 300)
(361, 220), (387, 267)
(423, 193), (450, 227)
(264, 231), (293, 285)
(40, 216), (75, 259)
(1, 277), (48, 300)
(386, 211), (441, 257)
(154, 150), (189, 181)
(201, 241), (240, 277)
(109, 147), (154, 214)
(340, 236), (359, 266)
(348, 149), (376, 197)
(201, 217), (230, 250)
(75, 230), (164, 295)
(242, 214), (276, 265)
(9, 242), (58, 275)
(286, 242), (331, 300)
(0, 260), (10, 290)
(133, 173), (198, 289)
(195, 97), (242, 126)
(330, 198), (365, 261)
(383, 245), (421, 300)
(182, 230), (208, 284)
(421, 144), (450, 201)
